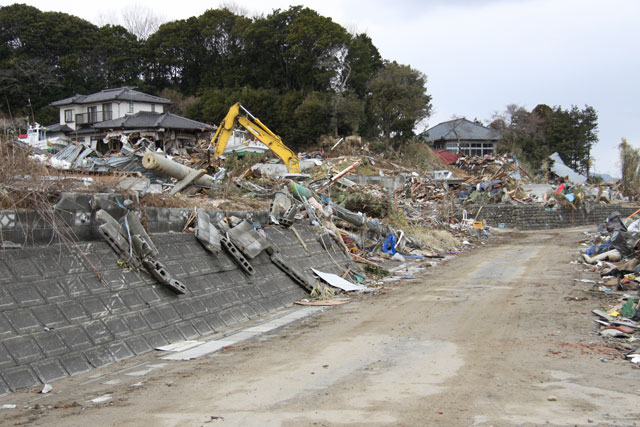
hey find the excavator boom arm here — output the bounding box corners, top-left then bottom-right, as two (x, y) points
(210, 102), (300, 173)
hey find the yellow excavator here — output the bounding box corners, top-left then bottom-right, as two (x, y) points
(209, 102), (301, 173)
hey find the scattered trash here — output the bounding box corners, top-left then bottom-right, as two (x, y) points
(155, 341), (204, 352)
(204, 415), (225, 423)
(88, 394), (112, 404)
(1, 404), (16, 409)
(311, 269), (367, 292)
(40, 383), (52, 394)
(295, 299), (350, 306)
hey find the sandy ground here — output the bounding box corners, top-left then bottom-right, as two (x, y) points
(2, 227), (640, 426)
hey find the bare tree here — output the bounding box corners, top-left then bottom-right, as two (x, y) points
(220, 1), (250, 17)
(94, 4), (165, 40)
(120, 4), (165, 40)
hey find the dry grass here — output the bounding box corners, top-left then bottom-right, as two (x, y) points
(406, 224), (460, 252)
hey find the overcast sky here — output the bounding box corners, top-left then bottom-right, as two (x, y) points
(9, 0), (640, 176)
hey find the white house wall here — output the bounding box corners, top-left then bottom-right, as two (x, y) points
(58, 101), (164, 130)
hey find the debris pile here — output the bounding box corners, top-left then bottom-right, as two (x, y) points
(574, 211), (640, 367)
(5, 126), (636, 304)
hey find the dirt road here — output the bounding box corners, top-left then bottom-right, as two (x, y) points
(3, 227), (640, 426)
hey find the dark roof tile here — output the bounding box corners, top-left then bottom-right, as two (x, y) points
(51, 88), (171, 107)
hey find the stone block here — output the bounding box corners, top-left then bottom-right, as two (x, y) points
(122, 312), (150, 333)
(226, 269), (247, 285)
(201, 293), (222, 311)
(58, 275), (89, 298)
(0, 343), (16, 369)
(218, 310), (236, 327)
(249, 300), (268, 316)
(239, 304), (258, 319)
(156, 304), (180, 324)
(79, 296), (109, 319)
(81, 273), (110, 294)
(229, 308), (247, 323)
(125, 336), (152, 356)
(8, 284), (44, 308)
(32, 305), (68, 329)
(59, 353), (91, 376)
(141, 308), (166, 330)
(235, 286), (251, 301)
(54, 192), (92, 211)
(109, 341), (134, 362)
(119, 269), (145, 287)
(33, 331), (68, 357)
(181, 276), (206, 295)
(32, 359), (67, 383)
(161, 326), (183, 343)
(219, 290), (237, 308)
(188, 299), (209, 316)
(0, 377), (9, 396)
(173, 300), (196, 320)
(2, 366), (40, 391)
(246, 286), (263, 300)
(137, 286), (162, 305)
(58, 300), (89, 323)
(261, 298), (282, 312)
(204, 313), (226, 331)
(84, 346), (115, 368)
(4, 308), (42, 334)
(0, 261), (14, 285)
(103, 316), (132, 339)
(175, 322), (199, 340)
(0, 314), (16, 340)
(84, 320), (113, 345)
(101, 269), (129, 291)
(258, 282), (280, 298)
(103, 294), (128, 315)
(143, 331), (168, 348)
(180, 260), (201, 277)
(191, 318), (213, 336)
(165, 261), (186, 279)
(0, 286), (17, 311)
(34, 280), (68, 303)
(7, 259), (42, 280)
(119, 290), (146, 310)
(58, 325), (93, 351)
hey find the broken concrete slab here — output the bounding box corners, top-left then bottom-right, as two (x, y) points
(195, 209), (223, 254)
(117, 177), (151, 193)
(226, 220), (271, 259)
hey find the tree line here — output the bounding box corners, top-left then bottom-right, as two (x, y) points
(491, 104), (598, 178)
(0, 4), (431, 150)
(1, 3), (599, 175)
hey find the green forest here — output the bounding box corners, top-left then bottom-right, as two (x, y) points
(0, 3), (430, 151)
(0, 3), (597, 176)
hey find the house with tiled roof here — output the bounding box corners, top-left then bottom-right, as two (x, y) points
(49, 88), (211, 153)
(50, 87), (172, 131)
(423, 118), (502, 157)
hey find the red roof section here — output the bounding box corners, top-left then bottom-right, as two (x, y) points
(434, 149), (458, 165)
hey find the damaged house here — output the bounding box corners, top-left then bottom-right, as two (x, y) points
(49, 87), (211, 153)
(94, 111), (213, 154)
(424, 118), (502, 157)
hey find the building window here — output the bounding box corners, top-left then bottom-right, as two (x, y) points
(87, 106), (98, 123)
(151, 103), (156, 113)
(103, 103), (112, 121)
(64, 109), (73, 123)
(128, 101), (134, 113)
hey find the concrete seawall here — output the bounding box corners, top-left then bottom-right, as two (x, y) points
(461, 204), (640, 230)
(0, 204), (351, 395)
